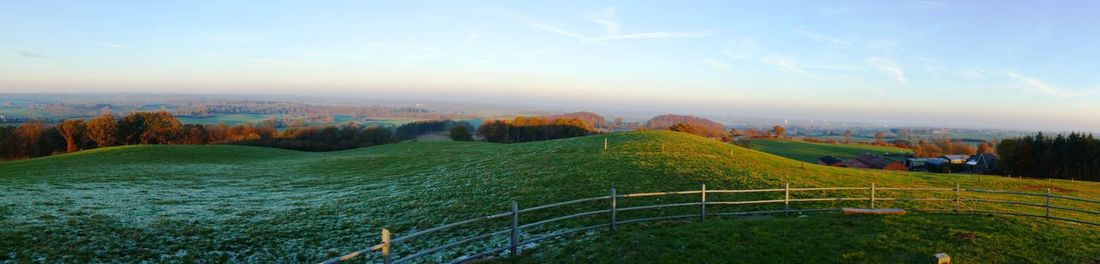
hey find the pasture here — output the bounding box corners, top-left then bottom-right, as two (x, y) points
(0, 131), (1096, 263)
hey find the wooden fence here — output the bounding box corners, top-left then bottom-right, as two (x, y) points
(320, 183), (1100, 264)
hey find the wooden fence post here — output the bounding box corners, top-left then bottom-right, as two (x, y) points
(954, 183), (961, 214)
(870, 182), (876, 209)
(381, 228), (391, 264)
(700, 184), (707, 222)
(610, 187), (617, 232)
(1045, 188), (1051, 221)
(784, 182), (791, 215)
(510, 200), (518, 257)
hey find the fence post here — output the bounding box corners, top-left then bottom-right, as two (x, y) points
(700, 184), (707, 222)
(510, 200), (518, 257)
(784, 182), (791, 215)
(610, 187), (617, 233)
(954, 183), (960, 214)
(1045, 188), (1051, 221)
(381, 228), (391, 264)
(870, 182), (876, 209)
(604, 137), (608, 150)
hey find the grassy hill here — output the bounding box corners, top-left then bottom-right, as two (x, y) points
(752, 139), (913, 163)
(0, 131), (1097, 263)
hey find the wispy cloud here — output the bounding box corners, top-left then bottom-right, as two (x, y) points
(760, 55), (804, 73)
(522, 19), (587, 41)
(865, 57), (907, 83)
(700, 59), (731, 71)
(15, 50), (48, 59)
(461, 27), (483, 48)
(794, 29), (852, 47)
(586, 31), (709, 42)
(585, 7), (620, 35)
(1004, 72), (1096, 97)
(520, 8), (709, 43)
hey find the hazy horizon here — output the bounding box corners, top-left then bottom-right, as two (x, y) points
(3, 1), (1100, 131)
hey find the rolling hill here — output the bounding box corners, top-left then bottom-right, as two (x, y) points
(0, 131), (1096, 263)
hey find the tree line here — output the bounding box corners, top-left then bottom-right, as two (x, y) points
(645, 114), (727, 138)
(995, 132), (1100, 181)
(477, 116), (594, 143)
(0, 112), (479, 160)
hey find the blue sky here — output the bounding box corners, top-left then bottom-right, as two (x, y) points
(2, 1), (1099, 131)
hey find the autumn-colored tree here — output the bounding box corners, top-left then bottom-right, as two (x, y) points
(56, 119), (86, 152)
(874, 131), (885, 145)
(644, 114), (726, 138)
(14, 121), (44, 158)
(976, 142), (993, 154)
(772, 125), (786, 138)
(843, 130), (853, 143)
(668, 123), (703, 136)
(85, 113), (117, 148)
(745, 127), (759, 138)
(118, 111), (182, 144)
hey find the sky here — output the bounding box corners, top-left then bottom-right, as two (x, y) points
(2, 1), (1099, 131)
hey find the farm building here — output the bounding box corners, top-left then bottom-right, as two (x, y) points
(818, 156), (844, 166)
(941, 155), (969, 165)
(854, 154), (898, 169)
(840, 159), (871, 168)
(905, 157), (948, 172)
(967, 153), (998, 173)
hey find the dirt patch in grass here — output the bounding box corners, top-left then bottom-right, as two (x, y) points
(952, 232), (979, 241)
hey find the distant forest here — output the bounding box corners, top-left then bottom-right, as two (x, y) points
(995, 132), (1100, 181)
(0, 111), (599, 160)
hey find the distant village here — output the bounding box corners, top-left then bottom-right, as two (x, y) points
(817, 152), (998, 174)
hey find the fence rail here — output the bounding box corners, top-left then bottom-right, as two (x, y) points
(320, 183), (1100, 264)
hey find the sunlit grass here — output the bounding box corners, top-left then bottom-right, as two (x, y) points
(0, 130), (1096, 263)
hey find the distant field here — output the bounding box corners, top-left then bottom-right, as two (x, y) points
(752, 139), (912, 163)
(175, 113), (275, 126)
(0, 131), (1096, 263)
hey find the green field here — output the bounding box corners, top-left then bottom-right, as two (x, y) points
(0, 131), (1097, 263)
(752, 139), (913, 163)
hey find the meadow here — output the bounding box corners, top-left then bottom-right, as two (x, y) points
(751, 138), (913, 163)
(0, 131), (1096, 263)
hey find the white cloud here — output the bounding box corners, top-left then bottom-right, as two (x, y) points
(1003, 72), (1097, 97)
(793, 29), (852, 47)
(521, 8), (708, 43)
(760, 55), (804, 73)
(585, 7), (620, 35)
(586, 31), (709, 42)
(461, 28), (483, 48)
(523, 19), (588, 41)
(865, 57), (907, 83)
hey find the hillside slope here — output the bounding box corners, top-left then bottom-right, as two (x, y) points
(0, 131), (1097, 263)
